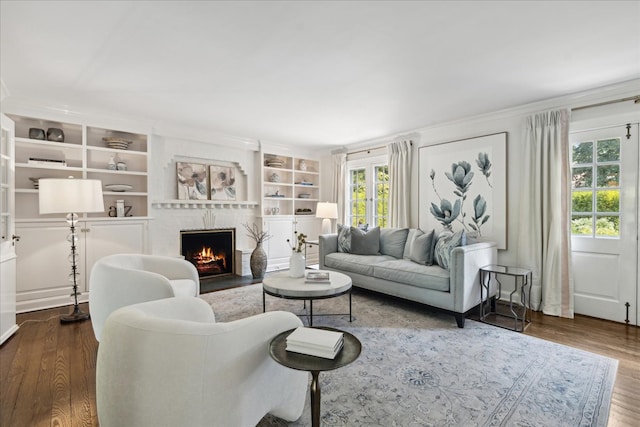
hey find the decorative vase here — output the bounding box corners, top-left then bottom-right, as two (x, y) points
(250, 243), (267, 280)
(289, 251), (305, 278)
(299, 159), (307, 171)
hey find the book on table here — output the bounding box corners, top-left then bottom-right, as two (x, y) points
(305, 271), (330, 284)
(286, 327), (344, 359)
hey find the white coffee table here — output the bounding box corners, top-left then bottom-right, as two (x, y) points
(262, 270), (352, 326)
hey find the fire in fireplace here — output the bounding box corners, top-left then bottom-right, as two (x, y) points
(180, 228), (235, 279)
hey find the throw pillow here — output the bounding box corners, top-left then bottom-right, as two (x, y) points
(433, 230), (466, 270)
(379, 228), (409, 259)
(409, 229), (436, 265)
(403, 229), (424, 259)
(350, 226), (380, 255)
(337, 224), (351, 253)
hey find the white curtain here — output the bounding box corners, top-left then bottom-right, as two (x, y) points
(387, 140), (412, 228)
(517, 109), (573, 317)
(331, 152), (347, 226)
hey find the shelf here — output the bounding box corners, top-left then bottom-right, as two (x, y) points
(87, 145), (148, 156)
(16, 162), (83, 172)
(86, 168), (147, 176)
(15, 137), (83, 149)
(151, 200), (259, 209)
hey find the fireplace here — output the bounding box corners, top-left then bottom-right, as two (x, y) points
(180, 228), (235, 279)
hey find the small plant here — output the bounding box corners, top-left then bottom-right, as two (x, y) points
(287, 231), (307, 253)
(243, 222), (271, 244)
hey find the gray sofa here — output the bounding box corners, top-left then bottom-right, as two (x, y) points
(319, 228), (497, 327)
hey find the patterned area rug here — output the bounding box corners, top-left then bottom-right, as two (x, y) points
(199, 284), (617, 427)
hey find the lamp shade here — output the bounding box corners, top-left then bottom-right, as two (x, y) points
(39, 178), (105, 214)
(315, 202), (338, 219)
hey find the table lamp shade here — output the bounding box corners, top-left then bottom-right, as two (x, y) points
(39, 178), (105, 214)
(316, 202), (338, 235)
(316, 202), (338, 220)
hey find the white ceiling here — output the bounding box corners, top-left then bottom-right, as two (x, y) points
(2, 1), (639, 149)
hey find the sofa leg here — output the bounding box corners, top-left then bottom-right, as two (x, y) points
(455, 314), (465, 328)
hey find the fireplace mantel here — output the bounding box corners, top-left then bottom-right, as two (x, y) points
(152, 200), (258, 209)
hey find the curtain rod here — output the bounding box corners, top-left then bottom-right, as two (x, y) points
(348, 141), (413, 156)
(572, 95), (640, 111)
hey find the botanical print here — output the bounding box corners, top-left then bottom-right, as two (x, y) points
(209, 165), (236, 201)
(177, 162), (208, 200)
(419, 133), (507, 249)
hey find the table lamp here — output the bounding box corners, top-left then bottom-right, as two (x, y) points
(316, 202), (338, 235)
(39, 177), (104, 323)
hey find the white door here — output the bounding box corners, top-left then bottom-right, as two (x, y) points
(570, 124), (638, 325)
(1, 114), (19, 343)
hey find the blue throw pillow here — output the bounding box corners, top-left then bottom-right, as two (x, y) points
(433, 230), (466, 270)
(337, 224), (351, 253)
(350, 226), (380, 255)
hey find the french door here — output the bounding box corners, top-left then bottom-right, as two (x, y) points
(570, 124), (638, 325)
(346, 156), (389, 228)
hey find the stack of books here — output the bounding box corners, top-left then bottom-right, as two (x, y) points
(28, 157), (67, 167)
(286, 327), (344, 359)
(305, 271), (330, 284)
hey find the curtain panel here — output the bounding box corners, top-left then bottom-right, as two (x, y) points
(331, 152), (347, 226)
(387, 140), (413, 228)
(517, 109), (574, 317)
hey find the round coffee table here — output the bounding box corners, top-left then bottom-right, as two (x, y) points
(269, 327), (361, 427)
(262, 270), (352, 326)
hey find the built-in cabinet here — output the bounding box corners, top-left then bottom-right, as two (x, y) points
(7, 114), (150, 312)
(260, 152), (321, 270)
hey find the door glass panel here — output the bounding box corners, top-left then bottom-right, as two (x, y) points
(595, 215), (619, 237)
(572, 166), (592, 188)
(349, 168), (366, 227)
(572, 190), (592, 212)
(596, 138), (620, 162)
(572, 140), (593, 164)
(597, 165), (619, 187)
(373, 165), (389, 227)
(596, 189), (619, 213)
(571, 215), (593, 235)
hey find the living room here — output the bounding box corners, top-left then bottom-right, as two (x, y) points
(1, 1), (639, 426)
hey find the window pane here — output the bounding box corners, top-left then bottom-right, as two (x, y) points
(595, 215), (619, 237)
(572, 190), (592, 212)
(572, 141), (593, 164)
(572, 167), (592, 188)
(571, 215), (593, 235)
(596, 165), (619, 187)
(596, 138), (620, 162)
(596, 189), (619, 213)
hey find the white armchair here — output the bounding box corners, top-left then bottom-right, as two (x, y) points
(89, 253), (200, 341)
(96, 297), (308, 427)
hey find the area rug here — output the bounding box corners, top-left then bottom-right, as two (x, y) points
(199, 284), (617, 427)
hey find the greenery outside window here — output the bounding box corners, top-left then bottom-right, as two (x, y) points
(571, 137), (620, 237)
(347, 156), (389, 228)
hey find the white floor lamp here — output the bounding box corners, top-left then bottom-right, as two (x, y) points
(39, 177), (104, 323)
(316, 202), (338, 235)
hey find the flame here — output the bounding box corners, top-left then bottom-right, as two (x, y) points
(193, 245), (226, 268)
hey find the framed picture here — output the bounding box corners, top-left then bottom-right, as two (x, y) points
(418, 132), (507, 249)
(209, 165), (236, 201)
(176, 162), (208, 200)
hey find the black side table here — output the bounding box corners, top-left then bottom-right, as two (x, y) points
(479, 264), (532, 332)
(269, 327), (361, 427)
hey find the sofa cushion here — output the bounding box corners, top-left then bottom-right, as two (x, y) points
(373, 259), (450, 292)
(350, 226), (380, 255)
(325, 252), (395, 276)
(409, 229), (436, 265)
(379, 228), (409, 259)
(434, 230), (466, 270)
(403, 229), (421, 259)
(337, 224), (351, 253)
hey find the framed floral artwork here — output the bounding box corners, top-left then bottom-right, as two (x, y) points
(418, 132), (507, 249)
(209, 165), (236, 201)
(177, 162), (208, 200)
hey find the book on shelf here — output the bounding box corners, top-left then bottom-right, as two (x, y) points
(28, 157), (67, 167)
(286, 327), (344, 359)
(305, 271), (330, 284)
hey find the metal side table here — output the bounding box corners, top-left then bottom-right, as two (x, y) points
(479, 264), (532, 332)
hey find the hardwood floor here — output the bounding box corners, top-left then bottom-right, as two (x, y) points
(1, 301), (638, 426)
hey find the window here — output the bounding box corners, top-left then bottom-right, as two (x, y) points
(346, 155), (389, 228)
(571, 137), (620, 237)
